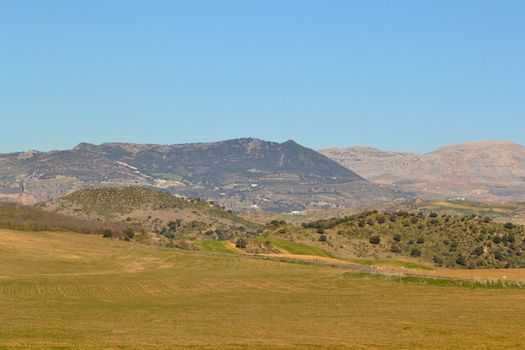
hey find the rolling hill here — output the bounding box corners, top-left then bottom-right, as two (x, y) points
(0, 138), (402, 211)
(321, 140), (525, 202)
(41, 187), (260, 245)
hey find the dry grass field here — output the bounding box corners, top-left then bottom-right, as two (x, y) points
(1, 229), (525, 349)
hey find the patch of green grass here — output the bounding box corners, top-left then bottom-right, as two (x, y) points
(345, 271), (524, 289)
(195, 240), (240, 254)
(257, 237), (335, 258)
(349, 258), (434, 271)
(152, 173), (183, 181)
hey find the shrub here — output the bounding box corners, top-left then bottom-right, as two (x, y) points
(123, 228), (135, 241)
(376, 216), (385, 224)
(316, 227), (325, 234)
(235, 238), (248, 249)
(319, 234), (327, 242)
(390, 245), (401, 253)
(504, 222), (515, 230)
(102, 229), (113, 238)
(369, 235), (381, 244)
(494, 251), (504, 261)
(493, 235), (502, 244)
(410, 248), (421, 257)
(416, 237), (425, 244)
(432, 255), (443, 265)
(392, 234), (401, 242)
(456, 255), (467, 266)
(472, 246), (484, 256)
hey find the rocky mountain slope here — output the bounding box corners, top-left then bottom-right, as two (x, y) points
(321, 141), (525, 202)
(0, 138), (401, 211)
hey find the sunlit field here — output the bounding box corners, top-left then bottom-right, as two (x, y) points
(1, 229), (525, 349)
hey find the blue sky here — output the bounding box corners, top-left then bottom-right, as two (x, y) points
(1, 0), (524, 153)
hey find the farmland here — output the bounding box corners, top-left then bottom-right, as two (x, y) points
(1, 229), (525, 349)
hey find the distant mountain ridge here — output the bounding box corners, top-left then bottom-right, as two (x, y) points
(320, 140), (525, 202)
(0, 138), (400, 211)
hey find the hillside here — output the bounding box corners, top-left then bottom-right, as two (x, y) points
(321, 141), (525, 202)
(40, 187), (525, 269)
(248, 210), (525, 269)
(0, 138), (401, 211)
(41, 187), (260, 244)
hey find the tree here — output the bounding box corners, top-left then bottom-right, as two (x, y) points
(123, 228), (134, 241)
(410, 248), (421, 257)
(369, 235), (380, 245)
(432, 255), (443, 265)
(472, 246), (484, 256)
(235, 238), (248, 249)
(456, 255), (467, 266)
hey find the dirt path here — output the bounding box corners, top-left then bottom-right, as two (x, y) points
(256, 253), (350, 265)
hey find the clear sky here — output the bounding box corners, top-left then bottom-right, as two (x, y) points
(1, 0), (524, 153)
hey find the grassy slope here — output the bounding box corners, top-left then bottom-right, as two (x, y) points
(255, 236), (335, 258)
(195, 240), (241, 254)
(1, 229), (525, 349)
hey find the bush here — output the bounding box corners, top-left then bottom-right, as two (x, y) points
(369, 235), (380, 245)
(504, 222), (515, 230)
(472, 246), (484, 256)
(410, 248), (421, 257)
(493, 235), (502, 244)
(416, 237), (425, 244)
(123, 228), (135, 241)
(319, 234), (327, 242)
(376, 216), (385, 224)
(102, 229), (113, 238)
(316, 227), (325, 234)
(392, 234), (401, 242)
(432, 255), (443, 265)
(390, 245), (401, 253)
(494, 251), (504, 261)
(235, 238), (248, 249)
(456, 255), (467, 266)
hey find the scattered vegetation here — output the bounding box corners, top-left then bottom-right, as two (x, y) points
(0, 202), (135, 234)
(301, 210), (525, 268)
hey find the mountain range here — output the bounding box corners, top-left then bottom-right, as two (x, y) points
(321, 140), (525, 202)
(0, 138), (399, 211)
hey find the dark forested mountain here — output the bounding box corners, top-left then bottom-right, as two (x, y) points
(0, 138), (401, 211)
